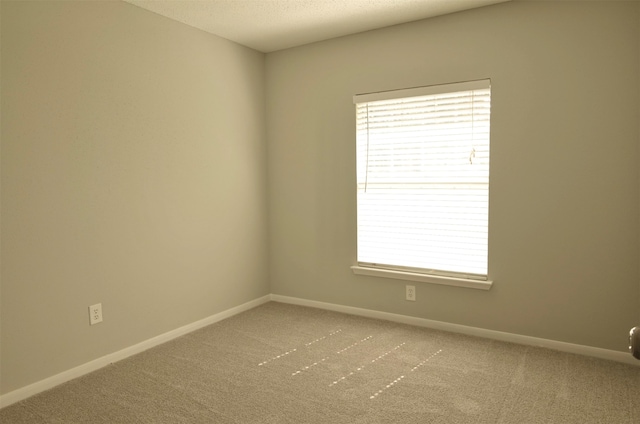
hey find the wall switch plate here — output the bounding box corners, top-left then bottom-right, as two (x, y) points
(89, 303), (103, 325)
(406, 285), (416, 301)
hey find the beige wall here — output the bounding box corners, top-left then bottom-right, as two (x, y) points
(1, 1), (268, 394)
(1, 0), (639, 400)
(266, 1), (640, 351)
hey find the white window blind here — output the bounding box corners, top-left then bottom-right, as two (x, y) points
(354, 79), (491, 280)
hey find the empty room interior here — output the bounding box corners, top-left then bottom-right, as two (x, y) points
(1, 0), (640, 422)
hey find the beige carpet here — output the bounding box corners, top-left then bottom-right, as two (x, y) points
(1, 301), (639, 423)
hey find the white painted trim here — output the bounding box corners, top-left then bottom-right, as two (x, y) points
(351, 265), (493, 290)
(0, 295), (271, 409)
(354, 79), (491, 104)
(270, 294), (639, 367)
(2, 293), (636, 410)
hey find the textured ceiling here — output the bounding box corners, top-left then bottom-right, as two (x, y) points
(123, 0), (511, 52)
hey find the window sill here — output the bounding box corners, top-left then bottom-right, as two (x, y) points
(350, 265), (493, 290)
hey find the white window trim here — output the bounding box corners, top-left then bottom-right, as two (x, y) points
(353, 79), (490, 104)
(353, 79), (493, 290)
(351, 265), (493, 290)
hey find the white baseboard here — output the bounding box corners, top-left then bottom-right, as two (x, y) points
(0, 295), (271, 409)
(2, 293), (635, 409)
(270, 294), (639, 367)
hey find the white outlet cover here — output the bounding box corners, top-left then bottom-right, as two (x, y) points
(406, 285), (416, 301)
(89, 303), (103, 325)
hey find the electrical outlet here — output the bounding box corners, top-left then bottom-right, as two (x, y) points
(406, 285), (416, 301)
(89, 303), (103, 325)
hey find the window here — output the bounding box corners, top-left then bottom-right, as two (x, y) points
(352, 80), (492, 289)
